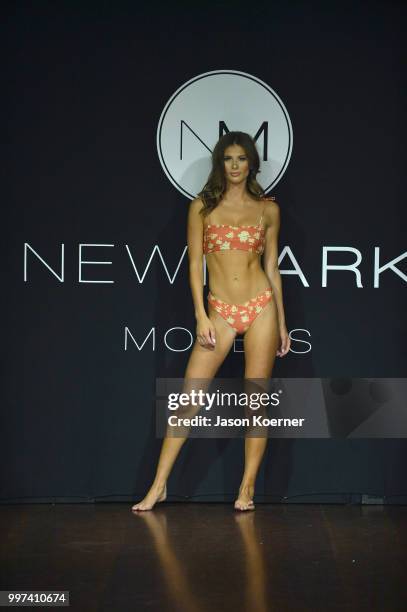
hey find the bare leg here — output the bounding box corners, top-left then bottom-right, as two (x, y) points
(132, 307), (236, 511)
(234, 298), (280, 511)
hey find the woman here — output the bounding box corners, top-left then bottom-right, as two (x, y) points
(132, 131), (290, 512)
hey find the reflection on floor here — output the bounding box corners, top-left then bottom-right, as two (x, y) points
(1, 503), (406, 611)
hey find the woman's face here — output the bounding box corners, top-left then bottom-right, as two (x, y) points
(223, 144), (250, 184)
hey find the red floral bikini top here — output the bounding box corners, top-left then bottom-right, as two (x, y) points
(203, 197), (275, 255)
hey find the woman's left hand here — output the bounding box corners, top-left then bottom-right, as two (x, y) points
(277, 325), (291, 357)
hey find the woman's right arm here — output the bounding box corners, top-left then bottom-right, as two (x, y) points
(187, 198), (216, 347)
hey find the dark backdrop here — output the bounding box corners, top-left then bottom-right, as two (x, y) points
(2, 0), (406, 504)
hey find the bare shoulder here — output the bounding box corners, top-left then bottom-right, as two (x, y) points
(189, 196), (205, 216)
(261, 196), (280, 225)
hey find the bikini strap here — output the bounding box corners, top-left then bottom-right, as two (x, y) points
(258, 203), (266, 226)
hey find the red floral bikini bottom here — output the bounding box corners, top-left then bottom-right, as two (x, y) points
(207, 287), (273, 334)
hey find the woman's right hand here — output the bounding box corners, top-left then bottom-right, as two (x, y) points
(196, 315), (216, 348)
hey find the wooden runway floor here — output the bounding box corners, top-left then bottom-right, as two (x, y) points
(1, 503), (406, 611)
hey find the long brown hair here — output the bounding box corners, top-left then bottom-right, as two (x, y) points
(197, 131), (266, 219)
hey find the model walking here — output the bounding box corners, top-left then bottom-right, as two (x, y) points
(132, 131), (290, 512)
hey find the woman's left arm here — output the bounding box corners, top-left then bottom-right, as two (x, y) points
(263, 200), (290, 356)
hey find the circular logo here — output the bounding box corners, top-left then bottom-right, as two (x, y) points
(157, 69), (293, 199)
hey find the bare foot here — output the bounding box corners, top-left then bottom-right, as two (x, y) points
(131, 483), (167, 512)
(234, 484), (255, 511)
